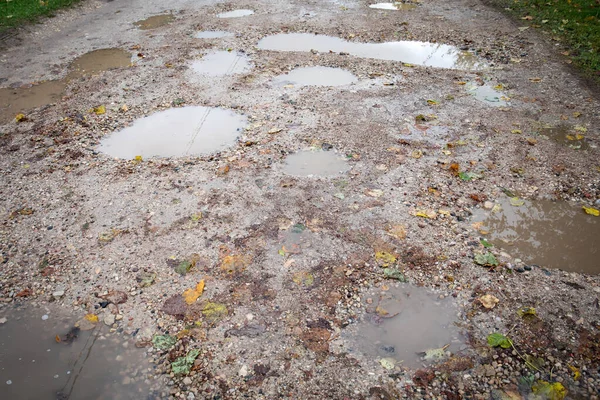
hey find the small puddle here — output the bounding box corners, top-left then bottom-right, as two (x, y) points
(283, 150), (350, 177)
(466, 83), (508, 107)
(217, 9), (254, 18)
(541, 124), (589, 150)
(133, 14), (174, 29)
(273, 66), (357, 87)
(0, 48), (130, 122)
(194, 31), (234, 39)
(471, 197), (600, 274)
(343, 284), (464, 368)
(191, 51), (251, 76)
(0, 305), (151, 399)
(369, 2), (417, 10)
(257, 33), (484, 70)
(97, 106), (247, 159)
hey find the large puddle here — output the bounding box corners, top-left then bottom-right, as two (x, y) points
(541, 124), (589, 150)
(257, 33), (484, 70)
(273, 66), (357, 87)
(194, 31), (234, 39)
(0, 48), (130, 122)
(343, 285), (464, 368)
(471, 197), (600, 274)
(0, 305), (151, 399)
(191, 51), (251, 76)
(97, 106), (247, 159)
(283, 150), (350, 177)
(466, 83), (508, 107)
(133, 14), (174, 30)
(369, 2), (417, 10)
(217, 9), (254, 18)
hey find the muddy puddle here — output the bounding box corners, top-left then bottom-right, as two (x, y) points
(283, 150), (350, 177)
(343, 284), (464, 368)
(217, 9), (254, 18)
(0, 305), (151, 399)
(471, 197), (600, 274)
(273, 66), (357, 87)
(369, 2), (417, 10)
(257, 33), (484, 70)
(133, 14), (174, 29)
(97, 106), (247, 159)
(1, 48), (130, 122)
(194, 31), (234, 39)
(466, 83), (508, 107)
(191, 51), (251, 76)
(541, 124), (589, 150)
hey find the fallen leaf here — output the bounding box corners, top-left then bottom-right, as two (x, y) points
(136, 271), (156, 288)
(365, 189), (384, 197)
(480, 238), (493, 248)
(415, 209), (437, 219)
(84, 314), (99, 323)
(220, 254), (251, 274)
(292, 271), (314, 287)
(474, 252), (498, 267)
(529, 77), (542, 82)
(202, 302), (228, 324)
(511, 129), (522, 134)
(93, 105), (106, 115)
(583, 206), (599, 217)
(411, 150), (423, 159)
(568, 365), (581, 381)
(171, 349), (200, 375)
(133, 155), (143, 163)
(509, 197), (525, 206)
(517, 307), (536, 317)
(487, 333), (512, 349)
(420, 345), (449, 361)
(375, 251), (397, 267)
(183, 280), (205, 305)
(479, 294), (499, 309)
(574, 125), (587, 132)
(383, 267), (406, 281)
(531, 381), (567, 400)
(426, 99), (439, 105)
(152, 334), (177, 350)
(267, 128), (283, 134)
(386, 224), (407, 240)
(15, 113), (26, 122)
(380, 358), (395, 370)
(458, 171), (482, 181)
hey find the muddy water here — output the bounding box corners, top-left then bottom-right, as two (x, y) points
(217, 9), (254, 18)
(283, 150), (350, 177)
(273, 66), (358, 87)
(194, 31), (234, 39)
(97, 106), (247, 159)
(369, 3), (417, 10)
(257, 33), (484, 70)
(471, 198), (600, 274)
(466, 83), (508, 107)
(0, 48), (130, 122)
(0, 306), (150, 399)
(133, 14), (174, 29)
(542, 124), (589, 150)
(344, 285), (464, 368)
(191, 51), (251, 76)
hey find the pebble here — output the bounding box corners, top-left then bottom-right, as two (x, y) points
(41, 314), (49, 320)
(52, 290), (65, 300)
(104, 314), (116, 326)
(183, 377), (192, 385)
(0, 317), (7, 324)
(483, 201), (493, 209)
(238, 365), (249, 377)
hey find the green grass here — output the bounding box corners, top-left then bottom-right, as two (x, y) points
(503, 0), (600, 77)
(0, 0), (82, 31)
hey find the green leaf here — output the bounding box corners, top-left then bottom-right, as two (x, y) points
(487, 333), (513, 349)
(500, 187), (516, 197)
(175, 260), (193, 276)
(171, 349), (200, 375)
(480, 238), (493, 248)
(517, 307), (536, 317)
(532, 380), (567, 400)
(474, 252), (499, 267)
(152, 334), (177, 350)
(458, 171), (482, 181)
(509, 197), (525, 206)
(383, 267), (407, 282)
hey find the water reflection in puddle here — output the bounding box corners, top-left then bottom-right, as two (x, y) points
(0, 306), (151, 399)
(0, 48), (130, 122)
(217, 9), (254, 18)
(133, 14), (174, 29)
(369, 2), (417, 10)
(471, 197), (600, 274)
(194, 31), (234, 39)
(257, 33), (484, 70)
(283, 150), (350, 177)
(466, 83), (508, 107)
(97, 106), (247, 159)
(542, 124), (589, 150)
(343, 285), (464, 368)
(191, 51), (251, 76)
(273, 66), (357, 87)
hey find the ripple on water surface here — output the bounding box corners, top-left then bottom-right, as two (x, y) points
(273, 66), (357, 87)
(257, 33), (484, 70)
(97, 106), (247, 159)
(191, 51), (251, 76)
(471, 197), (600, 274)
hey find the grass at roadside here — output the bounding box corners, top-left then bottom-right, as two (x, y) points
(0, 0), (82, 32)
(502, 0), (600, 78)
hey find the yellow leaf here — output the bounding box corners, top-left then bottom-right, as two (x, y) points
(583, 206), (600, 217)
(93, 105), (106, 115)
(574, 125), (587, 132)
(411, 150), (423, 159)
(386, 224), (407, 240)
(572, 111), (582, 118)
(509, 197), (525, 207)
(426, 99), (439, 105)
(415, 209), (437, 219)
(566, 134), (576, 141)
(183, 280), (205, 305)
(568, 365), (581, 381)
(575, 134), (584, 140)
(456, 81), (467, 85)
(494, 84), (504, 90)
(15, 113), (26, 122)
(479, 294), (499, 309)
(511, 129), (522, 134)
(133, 155), (143, 163)
(532, 380), (566, 400)
(84, 314), (99, 323)
(375, 251), (397, 267)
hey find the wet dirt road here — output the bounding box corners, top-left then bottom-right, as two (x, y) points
(1, 0), (600, 399)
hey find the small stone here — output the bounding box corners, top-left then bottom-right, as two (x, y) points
(183, 377), (192, 385)
(483, 201), (493, 210)
(0, 317), (7, 324)
(52, 290), (65, 300)
(104, 314), (116, 326)
(238, 365), (249, 377)
(41, 315), (49, 321)
(524, 265), (532, 271)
